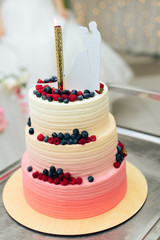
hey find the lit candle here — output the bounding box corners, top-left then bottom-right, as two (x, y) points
(54, 18), (64, 90)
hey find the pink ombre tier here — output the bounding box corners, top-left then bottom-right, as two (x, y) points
(22, 153), (127, 219)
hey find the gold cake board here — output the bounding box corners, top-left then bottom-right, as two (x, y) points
(2, 161), (148, 236)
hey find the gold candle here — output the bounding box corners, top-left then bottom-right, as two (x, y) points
(54, 24), (64, 90)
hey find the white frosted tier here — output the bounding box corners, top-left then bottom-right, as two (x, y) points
(26, 113), (117, 179)
(28, 84), (109, 135)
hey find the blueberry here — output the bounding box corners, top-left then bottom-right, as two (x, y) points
(44, 86), (52, 94)
(116, 153), (122, 162)
(44, 79), (49, 83)
(29, 128), (34, 135)
(67, 139), (73, 145)
(64, 133), (70, 140)
(27, 117), (31, 127)
(88, 176), (94, 182)
(53, 172), (58, 178)
(48, 96), (53, 102)
(36, 92), (41, 98)
(52, 132), (57, 138)
(51, 76), (57, 82)
(81, 131), (88, 139)
(54, 89), (61, 94)
(84, 89), (90, 94)
(43, 136), (49, 142)
(42, 95), (47, 100)
(117, 145), (122, 153)
(61, 139), (67, 145)
(77, 95), (83, 101)
(89, 92), (95, 97)
(33, 90), (37, 95)
(83, 93), (90, 99)
(62, 90), (69, 95)
(43, 169), (48, 176)
(50, 166), (56, 172)
(70, 134), (76, 139)
(71, 89), (77, 95)
(73, 139), (78, 144)
(57, 97), (63, 103)
(48, 171), (53, 178)
(27, 166), (32, 172)
(57, 168), (63, 175)
(57, 132), (64, 140)
(64, 98), (69, 104)
(73, 129), (79, 135)
(76, 134), (82, 140)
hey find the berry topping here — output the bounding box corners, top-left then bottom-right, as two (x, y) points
(62, 90), (69, 95)
(29, 128), (34, 135)
(43, 79), (49, 83)
(73, 139), (78, 144)
(61, 94), (69, 100)
(54, 137), (60, 145)
(48, 137), (54, 144)
(32, 171), (39, 178)
(37, 134), (44, 141)
(84, 89), (90, 94)
(90, 135), (96, 141)
(27, 117), (31, 127)
(48, 177), (53, 183)
(69, 177), (76, 185)
(81, 131), (88, 139)
(86, 137), (91, 143)
(76, 177), (83, 184)
(70, 134), (76, 139)
(48, 171), (53, 178)
(67, 139), (73, 145)
(117, 145), (122, 153)
(44, 86), (52, 94)
(43, 169), (48, 176)
(78, 138), (87, 145)
(64, 172), (71, 179)
(64, 133), (70, 140)
(50, 166), (56, 172)
(100, 83), (104, 89)
(42, 95), (47, 100)
(36, 92), (41, 98)
(57, 97), (63, 103)
(76, 134), (82, 140)
(118, 140), (124, 150)
(53, 172), (58, 178)
(38, 173), (43, 180)
(77, 91), (83, 96)
(58, 173), (64, 180)
(73, 129), (79, 135)
(42, 175), (48, 181)
(57, 168), (63, 175)
(64, 98), (69, 104)
(57, 132), (64, 140)
(122, 149), (127, 157)
(60, 178), (68, 186)
(113, 162), (121, 168)
(53, 94), (61, 101)
(53, 178), (60, 185)
(60, 139), (67, 145)
(83, 93), (90, 99)
(77, 95), (83, 101)
(48, 96), (53, 102)
(88, 176), (94, 182)
(54, 89), (61, 95)
(116, 153), (122, 162)
(52, 132), (57, 138)
(69, 94), (77, 102)
(50, 76), (57, 82)
(33, 90), (37, 95)
(43, 136), (49, 142)
(89, 92), (95, 97)
(71, 89), (77, 95)
(27, 166), (32, 172)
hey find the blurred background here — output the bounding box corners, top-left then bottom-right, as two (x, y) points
(0, 0), (160, 171)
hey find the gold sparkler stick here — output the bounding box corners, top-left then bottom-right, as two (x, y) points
(54, 23), (64, 90)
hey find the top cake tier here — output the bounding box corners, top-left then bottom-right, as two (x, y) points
(29, 84), (109, 135)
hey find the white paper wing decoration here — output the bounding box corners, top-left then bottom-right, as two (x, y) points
(65, 21), (101, 91)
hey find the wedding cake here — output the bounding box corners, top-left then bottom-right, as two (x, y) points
(21, 21), (127, 219)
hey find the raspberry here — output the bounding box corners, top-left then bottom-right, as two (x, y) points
(60, 178), (68, 186)
(48, 137), (54, 144)
(48, 177), (53, 183)
(76, 177), (83, 184)
(61, 94), (69, 100)
(113, 162), (121, 168)
(86, 137), (91, 143)
(37, 134), (44, 141)
(42, 175), (48, 181)
(46, 94), (53, 99)
(90, 135), (96, 141)
(54, 137), (60, 145)
(37, 79), (44, 83)
(41, 91), (47, 96)
(100, 83), (104, 89)
(118, 141), (124, 150)
(77, 91), (83, 96)
(78, 138), (87, 145)
(38, 173), (43, 180)
(36, 85), (43, 90)
(53, 94), (61, 101)
(32, 171), (39, 178)
(37, 89), (44, 94)
(64, 172), (71, 179)
(43, 85), (49, 88)
(69, 94), (77, 102)
(57, 173), (64, 180)
(52, 88), (56, 94)
(69, 177), (76, 185)
(53, 178), (60, 185)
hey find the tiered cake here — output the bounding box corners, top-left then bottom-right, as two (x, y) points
(21, 82), (127, 219)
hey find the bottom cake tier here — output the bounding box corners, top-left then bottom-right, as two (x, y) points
(21, 152), (127, 219)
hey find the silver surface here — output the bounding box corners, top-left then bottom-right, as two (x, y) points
(0, 133), (160, 240)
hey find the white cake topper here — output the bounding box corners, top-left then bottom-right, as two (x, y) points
(66, 21), (101, 91)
